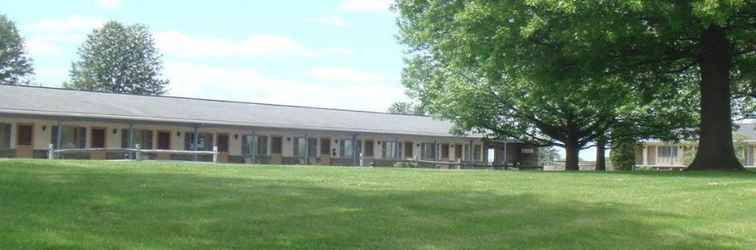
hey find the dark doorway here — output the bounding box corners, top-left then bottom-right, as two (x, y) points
(157, 131), (171, 150)
(16, 125), (32, 146)
(217, 134), (229, 153)
(91, 128), (106, 148)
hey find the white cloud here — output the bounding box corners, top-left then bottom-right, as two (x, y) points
(306, 16), (349, 28)
(155, 31), (353, 59)
(24, 16), (104, 56)
(164, 62), (404, 112)
(28, 16), (103, 33)
(308, 67), (385, 83)
(154, 32), (317, 58)
(26, 39), (63, 55)
(97, 0), (121, 10)
(339, 0), (392, 13)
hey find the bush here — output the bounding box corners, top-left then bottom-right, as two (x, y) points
(610, 139), (637, 171)
(393, 161), (417, 168)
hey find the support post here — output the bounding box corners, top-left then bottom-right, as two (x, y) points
(352, 134), (359, 166)
(503, 142), (508, 169)
(360, 152), (364, 167)
(48, 144), (54, 160)
(192, 125), (199, 161)
(213, 145), (218, 163)
(56, 120), (63, 150)
(135, 144), (142, 161)
(128, 123), (134, 159)
(304, 133), (310, 165)
(249, 130), (256, 164)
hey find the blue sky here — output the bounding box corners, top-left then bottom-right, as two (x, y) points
(4, 0), (406, 112)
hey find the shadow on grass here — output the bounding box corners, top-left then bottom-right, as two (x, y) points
(0, 161), (751, 249)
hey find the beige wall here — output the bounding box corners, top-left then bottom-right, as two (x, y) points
(0, 116), (484, 159)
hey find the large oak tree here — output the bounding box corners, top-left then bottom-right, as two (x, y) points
(395, 0), (754, 171)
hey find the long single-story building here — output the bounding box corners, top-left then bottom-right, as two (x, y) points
(636, 123), (756, 169)
(0, 85), (539, 167)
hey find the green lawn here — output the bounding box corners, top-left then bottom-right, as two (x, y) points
(0, 160), (755, 249)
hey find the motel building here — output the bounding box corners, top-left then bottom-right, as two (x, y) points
(636, 123), (756, 170)
(0, 85), (539, 168)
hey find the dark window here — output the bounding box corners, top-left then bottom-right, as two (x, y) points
(404, 141), (413, 158)
(271, 136), (283, 154)
(184, 132), (212, 151)
(320, 138), (331, 155)
(121, 129), (129, 148)
(52, 126), (86, 149)
(120, 129), (153, 149)
(217, 134), (229, 152)
(364, 140), (374, 157)
(293, 137), (307, 157)
(157, 131), (171, 150)
(0, 123), (11, 149)
(473, 145), (482, 161)
(16, 125), (32, 146)
(455, 144), (463, 159)
(382, 141), (400, 159)
(257, 136), (268, 155)
(441, 144), (450, 158)
(421, 143), (436, 160)
(308, 138), (318, 157)
(91, 128), (106, 148)
(339, 139), (353, 158)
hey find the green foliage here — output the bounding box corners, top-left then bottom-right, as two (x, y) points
(609, 139), (639, 171)
(538, 146), (561, 166)
(393, 161), (417, 168)
(394, 0), (700, 171)
(0, 15), (33, 85)
(66, 21), (168, 95)
(387, 101), (425, 115)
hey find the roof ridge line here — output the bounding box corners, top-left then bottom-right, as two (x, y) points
(1, 84), (432, 118)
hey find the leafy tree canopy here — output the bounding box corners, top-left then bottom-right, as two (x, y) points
(387, 101), (426, 115)
(0, 14), (33, 85)
(66, 21), (168, 95)
(395, 0), (755, 170)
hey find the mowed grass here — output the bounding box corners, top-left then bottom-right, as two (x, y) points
(0, 160), (755, 250)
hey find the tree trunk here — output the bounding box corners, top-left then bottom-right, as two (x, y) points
(565, 132), (580, 171)
(596, 139), (606, 171)
(688, 25), (744, 171)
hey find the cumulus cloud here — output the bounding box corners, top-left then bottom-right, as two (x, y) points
(154, 32), (317, 58)
(339, 0), (393, 13)
(308, 67), (385, 83)
(24, 16), (104, 56)
(164, 62), (404, 112)
(97, 0), (121, 10)
(154, 31), (354, 59)
(27, 16), (103, 33)
(306, 16), (349, 28)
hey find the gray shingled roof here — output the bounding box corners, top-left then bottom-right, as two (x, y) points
(0, 85), (472, 138)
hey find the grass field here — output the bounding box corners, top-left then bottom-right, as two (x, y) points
(0, 160), (755, 249)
